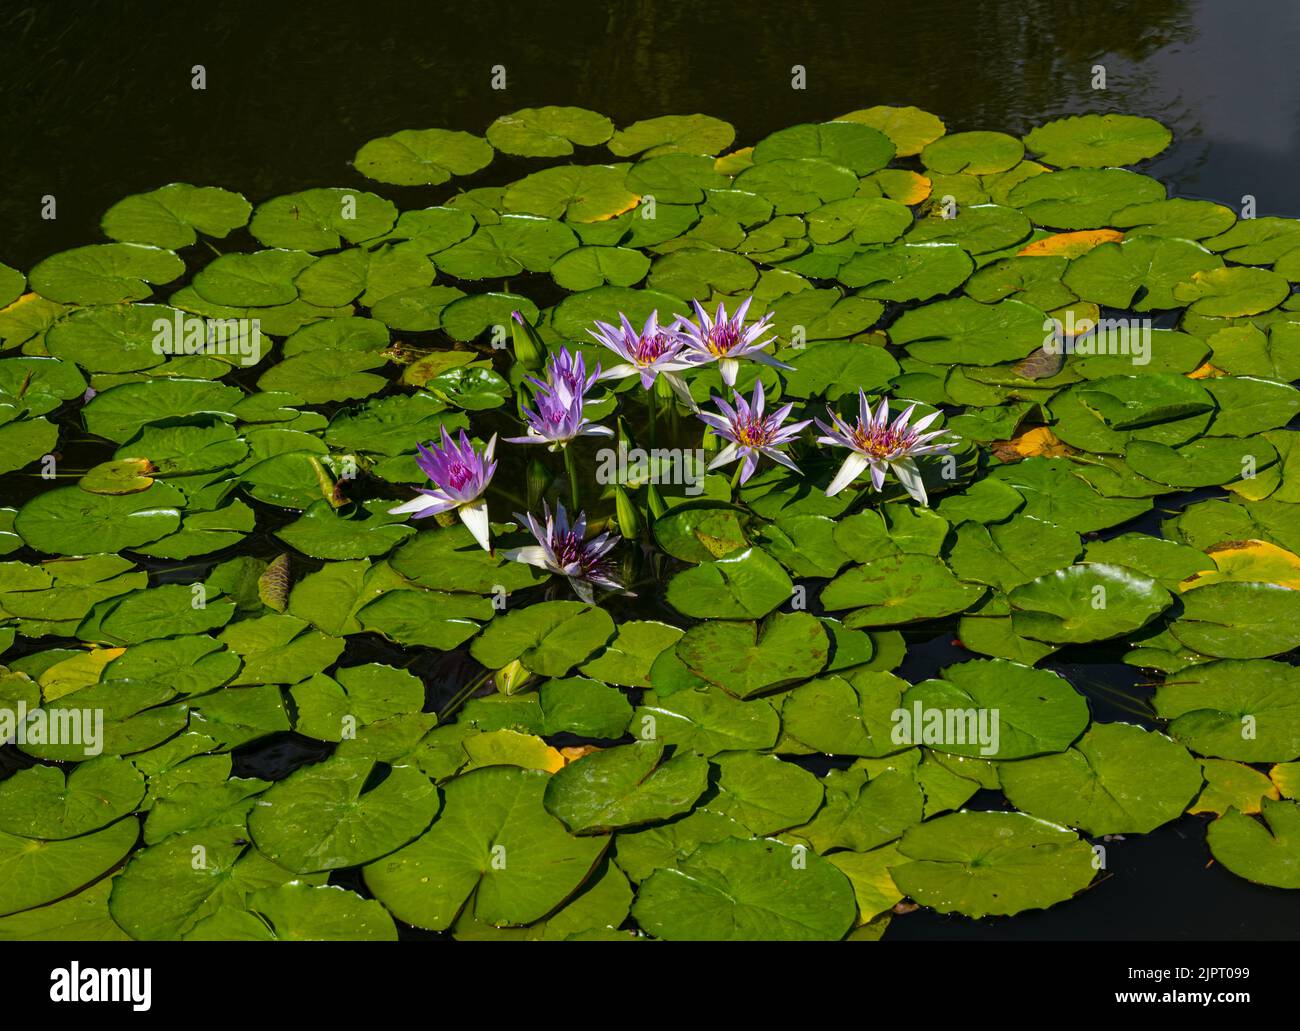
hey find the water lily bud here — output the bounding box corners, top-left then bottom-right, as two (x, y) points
(614, 483), (641, 539)
(526, 458), (551, 508)
(646, 482), (668, 520)
(495, 659), (534, 696)
(509, 310), (545, 373)
(617, 414), (637, 448)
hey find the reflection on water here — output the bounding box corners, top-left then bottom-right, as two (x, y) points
(1, 0), (1299, 270)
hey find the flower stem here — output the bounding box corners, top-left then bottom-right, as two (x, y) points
(729, 461), (744, 499)
(647, 388), (658, 448)
(439, 668), (495, 721)
(563, 445), (581, 510)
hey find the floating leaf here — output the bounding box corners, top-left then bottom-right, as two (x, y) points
(1207, 799), (1300, 888)
(632, 837), (856, 941)
(364, 766), (607, 931)
(249, 756), (439, 874)
(1023, 114), (1172, 168)
(890, 811), (1096, 918)
(354, 129), (493, 186)
(1000, 722), (1202, 834)
(487, 106), (614, 157)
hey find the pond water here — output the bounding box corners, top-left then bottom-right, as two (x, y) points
(2, 0), (1299, 940)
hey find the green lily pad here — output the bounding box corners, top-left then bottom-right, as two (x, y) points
(821, 554), (988, 628)
(1008, 563), (1172, 643)
(249, 188), (397, 251)
(1168, 582), (1300, 658)
(108, 823), (319, 939)
(0, 756), (145, 839)
(1155, 658), (1300, 762)
(544, 740), (709, 834)
(839, 241), (974, 301)
(469, 600), (614, 676)
(15, 485), (181, 555)
(632, 836), (856, 941)
(754, 121), (894, 175)
(104, 634), (239, 697)
(665, 546), (792, 619)
(889, 810), (1096, 917)
(1206, 799), (1300, 888)
(102, 183), (251, 249)
(1000, 722), (1202, 834)
(903, 658), (1089, 759)
(82, 377), (243, 443)
(1023, 114), (1172, 168)
(781, 670), (910, 757)
(354, 128), (493, 185)
(608, 114), (735, 158)
(356, 587), (491, 650)
(675, 612), (829, 698)
(275, 499), (415, 560)
(1008, 169), (1166, 229)
(291, 664), (425, 741)
(257, 350), (388, 404)
(0, 879), (129, 941)
(30, 244), (184, 305)
(733, 158), (859, 215)
(186, 882), (398, 941)
(580, 620), (683, 688)
(487, 106), (614, 157)
(891, 297), (1047, 364)
(635, 686), (780, 756)
(363, 765), (607, 930)
(249, 756), (439, 874)
(0, 818), (140, 917)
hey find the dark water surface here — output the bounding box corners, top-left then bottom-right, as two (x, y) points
(2, 0), (1299, 940)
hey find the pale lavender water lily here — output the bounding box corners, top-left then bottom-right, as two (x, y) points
(508, 345), (613, 450)
(389, 426), (497, 550)
(816, 391), (955, 505)
(697, 378), (812, 486)
(501, 502), (629, 603)
(532, 345), (600, 410)
(676, 296), (794, 387)
(588, 311), (696, 406)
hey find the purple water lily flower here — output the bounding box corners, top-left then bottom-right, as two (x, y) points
(816, 391), (955, 505)
(508, 345), (613, 450)
(390, 426), (497, 550)
(697, 378), (812, 486)
(501, 501), (629, 603)
(534, 345), (600, 410)
(588, 311), (696, 404)
(676, 296), (794, 387)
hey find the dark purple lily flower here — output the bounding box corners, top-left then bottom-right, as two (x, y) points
(389, 426), (497, 550)
(501, 501), (629, 603)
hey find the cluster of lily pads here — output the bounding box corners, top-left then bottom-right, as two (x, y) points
(1, 105), (1299, 941)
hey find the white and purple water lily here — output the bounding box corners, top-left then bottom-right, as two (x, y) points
(502, 501), (629, 603)
(697, 378), (812, 486)
(535, 345), (599, 410)
(676, 296), (794, 387)
(816, 391), (955, 505)
(589, 311), (694, 392)
(507, 346), (613, 450)
(588, 311), (699, 412)
(390, 426), (497, 551)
